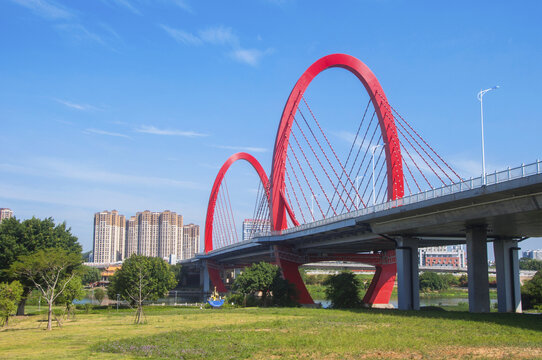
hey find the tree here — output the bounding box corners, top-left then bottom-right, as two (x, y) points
(269, 273), (297, 306)
(170, 263), (182, 286)
(55, 276), (85, 319)
(10, 248), (82, 330)
(0, 281), (23, 327)
(232, 262), (277, 304)
(94, 288), (106, 305)
(0, 217), (82, 315)
(521, 271), (542, 310)
(519, 258), (542, 271)
(324, 271), (362, 309)
(108, 255), (176, 324)
(419, 272), (449, 292)
(80, 266), (101, 286)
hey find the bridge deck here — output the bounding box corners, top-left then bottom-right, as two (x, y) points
(196, 172), (542, 265)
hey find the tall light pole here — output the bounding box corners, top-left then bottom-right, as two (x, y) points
(477, 86), (499, 185)
(371, 144), (383, 206)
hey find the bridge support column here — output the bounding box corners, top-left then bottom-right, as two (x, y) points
(274, 246), (314, 305)
(466, 226), (490, 313)
(396, 238), (419, 310)
(362, 250), (396, 306)
(201, 261), (227, 296)
(494, 239), (522, 313)
(200, 260), (210, 296)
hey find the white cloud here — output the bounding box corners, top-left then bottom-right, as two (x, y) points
(102, 0), (192, 15)
(135, 125), (208, 137)
(229, 48), (272, 67)
(104, 0), (141, 15)
(159, 25), (202, 45)
(334, 130), (382, 152)
(0, 158), (205, 190)
(84, 128), (131, 139)
(169, 0), (192, 13)
(213, 145), (268, 153)
(54, 23), (107, 45)
(160, 24), (272, 66)
(199, 26), (238, 46)
(9, 0), (73, 19)
(54, 98), (99, 111)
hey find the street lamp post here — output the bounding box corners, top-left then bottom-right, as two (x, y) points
(175, 291), (177, 305)
(116, 294), (120, 311)
(477, 86), (500, 185)
(371, 144), (383, 206)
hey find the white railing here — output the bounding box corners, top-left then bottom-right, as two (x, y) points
(255, 160), (541, 238)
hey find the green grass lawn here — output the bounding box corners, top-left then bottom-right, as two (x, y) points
(0, 305), (540, 359)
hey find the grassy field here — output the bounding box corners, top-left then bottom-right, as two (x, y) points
(305, 283), (497, 301)
(0, 305), (541, 359)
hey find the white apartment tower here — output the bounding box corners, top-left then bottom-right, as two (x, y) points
(0, 208), (13, 223)
(125, 216), (139, 259)
(137, 211), (160, 257)
(158, 210), (183, 259)
(182, 223), (200, 260)
(93, 209), (196, 263)
(93, 210), (126, 263)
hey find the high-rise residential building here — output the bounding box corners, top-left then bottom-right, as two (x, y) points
(93, 210), (126, 263)
(523, 249), (542, 260)
(158, 210), (183, 259)
(125, 216), (139, 259)
(0, 208), (13, 223)
(182, 224), (200, 260)
(93, 209), (197, 263)
(137, 210), (160, 257)
(242, 219), (271, 242)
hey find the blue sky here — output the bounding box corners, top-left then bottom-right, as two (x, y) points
(0, 0), (541, 254)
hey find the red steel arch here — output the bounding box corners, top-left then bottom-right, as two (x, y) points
(204, 152), (270, 253)
(270, 53), (404, 231)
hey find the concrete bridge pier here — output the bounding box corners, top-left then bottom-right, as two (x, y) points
(493, 239), (522, 313)
(200, 260), (210, 295)
(396, 238), (420, 310)
(466, 226), (490, 313)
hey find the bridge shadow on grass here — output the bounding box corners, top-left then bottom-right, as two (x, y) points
(342, 307), (542, 332)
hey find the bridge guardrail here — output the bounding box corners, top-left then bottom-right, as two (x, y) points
(256, 159), (541, 238)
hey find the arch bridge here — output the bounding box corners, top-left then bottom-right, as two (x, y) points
(191, 54), (542, 313)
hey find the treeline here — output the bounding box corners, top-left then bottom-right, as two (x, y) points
(0, 217), (180, 329)
(519, 258), (542, 271)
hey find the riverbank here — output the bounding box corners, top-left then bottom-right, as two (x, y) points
(1, 306), (540, 359)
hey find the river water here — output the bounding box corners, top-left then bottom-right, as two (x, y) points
(315, 297), (498, 309)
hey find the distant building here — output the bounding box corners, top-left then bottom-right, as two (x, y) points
(419, 245), (466, 268)
(523, 249), (542, 260)
(100, 265), (122, 284)
(242, 219), (271, 242)
(93, 209), (193, 263)
(0, 208), (13, 223)
(182, 224), (200, 260)
(125, 216), (139, 259)
(136, 210), (160, 257)
(158, 210), (183, 259)
(93, 210), (126, 263)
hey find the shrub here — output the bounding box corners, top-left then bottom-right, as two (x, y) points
(323, 271), (362, 308)
(521, 271), (542, 310)
(419, 272), (449, 292)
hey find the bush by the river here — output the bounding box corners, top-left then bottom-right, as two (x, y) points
(323, 271), (362, 308)
(521, 271), (542, 310)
